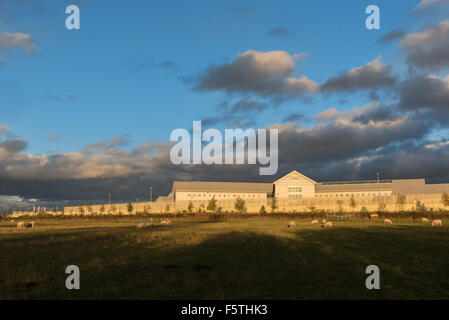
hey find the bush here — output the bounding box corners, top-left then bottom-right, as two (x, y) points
(259, 205), (267, 214)
(234, 197), (246, 214)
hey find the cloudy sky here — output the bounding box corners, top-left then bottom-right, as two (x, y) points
(1, 0), (449, 210)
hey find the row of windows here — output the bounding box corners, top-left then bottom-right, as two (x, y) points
(315, 192), (390, 198)
(187, 193), (264, 199)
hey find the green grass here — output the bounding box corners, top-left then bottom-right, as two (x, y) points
(1, 218), (448, 299)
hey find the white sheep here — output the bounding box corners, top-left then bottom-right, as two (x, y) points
(288, 221), (296, 230)
(322, 219), (327, 224)
(310, 219), (319, 225)
(432, 219), (442, 226)
(384, 219), (392, 224)
(421, 218), (429, 223)
(17, 222), (25, 229)
(161, 219), (172, 225)
(325, 221), (333, 228)
(136, 222), (145, 229)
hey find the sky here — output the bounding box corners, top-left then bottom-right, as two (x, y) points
(1, 0), (449, 210)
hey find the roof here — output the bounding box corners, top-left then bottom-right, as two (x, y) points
(172, 181), (273, 193)
(273, 170), (317, 185)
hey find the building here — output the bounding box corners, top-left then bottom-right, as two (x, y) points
(18, 170), (449, 217)
(168, 170), (449, 201)
(162, 170), (449, 212)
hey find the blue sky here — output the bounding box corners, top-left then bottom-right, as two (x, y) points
(2, 0), (418, 153)
(1, 0), (449, 207)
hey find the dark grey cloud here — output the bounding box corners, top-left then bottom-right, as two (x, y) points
(267, 27), (289, 36)
(400, 20), (449, 69)
(282, 113), (304, 123)
(379, 30), (404, 43)
(320, 57), (396, 93)
(189, 49), (318, 101)
(399, 74), (449, 111)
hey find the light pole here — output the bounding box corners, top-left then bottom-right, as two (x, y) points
(108, 193), (111, 213)
(150, 187), (153, 202)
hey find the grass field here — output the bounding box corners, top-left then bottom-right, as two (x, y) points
(1, 217), (449, 299)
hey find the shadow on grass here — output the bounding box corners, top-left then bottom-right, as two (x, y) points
(1, 223), (449, 299)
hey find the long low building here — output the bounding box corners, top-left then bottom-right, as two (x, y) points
(163, 170), (449, 203)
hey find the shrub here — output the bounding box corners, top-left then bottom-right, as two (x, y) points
(188, 201), (194, 214)
(207, 197), (217, 212)
(127, 202), (133, 214)
(234, 197), (246, 213)
(259, 205), (267, 214)
(270, 197), (278, 213)
(442, 193), (449, 207)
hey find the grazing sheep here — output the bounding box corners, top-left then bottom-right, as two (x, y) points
(432, 219), (442, 227)
(384, 219), (392, 224)
(321, 221), (333, 228)
(17, 222), (25, 229)
(137, 222), (154, 229)
(322, 219), (327, 224)
(161, 219), (172, 225)
(421, 218), (429, 223)
(288, 221), (296, 230)
(310, 219), (319, 225)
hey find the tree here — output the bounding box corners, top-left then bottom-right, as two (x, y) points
(188, 201), (194, 214)
(100, 203), (105, 214)
(78, 204), (84, 214)
(207, 196), (217, 212)
(111, 204), (116, 213)
(259, 205), (267, 214)
(442, 193), (449, 207)
(166, 204), (171, 213)
(349, 196), (357, 210)
(234, 197), (246, 213)
(271, 197), (278, 213)
(87, 202), (93, 214)
(396, 194), (406, 211)
(127, 201), (133, 214)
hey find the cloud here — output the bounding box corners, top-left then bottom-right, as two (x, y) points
(201, 98), (268, 128)
(413, 0), (449, 11)
(320, 56), (396, 93)
(50, 94), (74, 102)
(400, 20), (449, 69)
(190, 50), (318, 101)
(0, 32), (35, 53)
(267, 27), (289, 36)
(282, 113), (303, 123)
(379, 30), (404, 43)
(0, 99), (446, 207)
(399, 74), (449, 111)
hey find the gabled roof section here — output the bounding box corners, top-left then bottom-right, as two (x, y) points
(273, 170), (317, 185)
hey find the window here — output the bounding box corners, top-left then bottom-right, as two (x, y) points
(288, 186), (302, 199)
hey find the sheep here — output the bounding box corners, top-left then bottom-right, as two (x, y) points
(161, 219), (172, 225)
(421, 218), (429, 223)
(288, 221), (296, 230)
(321, 221), (333, 228)
(432, 219), (442, 227)
(322, 219), (327, 224)
(310, 219), (319, 225)
(17, 222), (25, 229)
(136, 222), (154, 229)
(384, 219), (392, 224)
